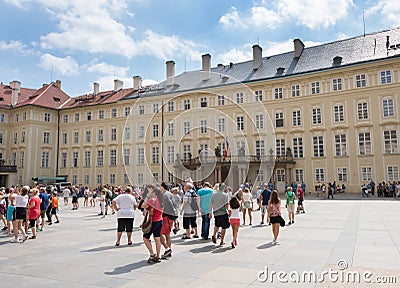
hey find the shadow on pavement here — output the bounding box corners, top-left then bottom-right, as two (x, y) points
(104, 260), (149, 275)
(189, 244), (216, 254)
(82, 243), (142, 252)
(257, 242), (276, 249)
(211, 246), (232, 253)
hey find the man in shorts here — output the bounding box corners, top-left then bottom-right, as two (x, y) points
(260, 183), (272, 225)
(39, 187), (49, 231)
(180, 181), (200, 239)
(160, 182), (179, 258)
(48, 192), (60, 225)
(210, 183), (230, 246)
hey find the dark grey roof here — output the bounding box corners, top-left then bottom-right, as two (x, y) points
(127, 27), (400, 99)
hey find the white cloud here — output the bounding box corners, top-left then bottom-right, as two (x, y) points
(0, 40), (29, 53)
(219, 6), (247, 29)
(87, 62), (129, 76)
(250, 6), (281, 29)
(39, 53), (79, 76)
(216, 46), (253, 64)
(366, 0), (400, 26)
(3, 0), (30, 8)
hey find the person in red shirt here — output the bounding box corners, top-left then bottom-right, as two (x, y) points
(296, 184), (305, 214)
(27, 188), (41, 239)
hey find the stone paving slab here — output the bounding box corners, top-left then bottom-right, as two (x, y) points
(0, 199), (399, 288)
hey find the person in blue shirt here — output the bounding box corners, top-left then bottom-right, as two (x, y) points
(259, 184), (272, 225)
(268, 181), (274, 190)
(301, 181), (306, 194)
(38, 187), (50, 231)
(197, 182), (214, 240)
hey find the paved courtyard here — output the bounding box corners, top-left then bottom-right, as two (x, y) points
(1, 197), (399, 288)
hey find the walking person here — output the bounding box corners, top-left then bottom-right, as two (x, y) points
(38, 187), (49, 231)
(83, 186), (89, 207)
(210, 183), (230, 246)
(260, 183), (272, 225)
(27, 188), (41, 239)
(141, 185), (164, 263)
(63, 186), (70, 206)
(327, 183), (334, 199)
(197, 182), (213, 240)
(11, 186), (29, 243)
(48, 192), (60, 225)
(111, 186), (138, 246)
(6, 188), (16, 235)
(286, 187), (296, 225)
(267, 190), (282, 245)
(180, 181), (200, 239)
(71, 186), (79, 210)
(296, 184), (305, 213)
(241, 187), (253, 225)
(0, 189), (7, 231)
(228, 195), (241, 248)
(99, 190), (106, 218)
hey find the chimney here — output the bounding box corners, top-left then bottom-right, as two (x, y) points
(93, 82), (99, 95)
(10, 80), (21, 106)
(252, 45), (263, 70)
(114, 79), (123, 91)
(133, 76), (142, 90)
(55, 80), (61, 89)
(202, 54), (211, 81)
(166, 60), (175, 86)
(293, 39), (305, 58)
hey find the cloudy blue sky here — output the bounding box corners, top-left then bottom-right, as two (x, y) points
(0, 0), (399, 96)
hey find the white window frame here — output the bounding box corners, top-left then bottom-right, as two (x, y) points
(337, 167), (348, 182)
(274, 88), (283, 99)
(293, 137), (303, 158)
(313, 136), (324, 157)
(383, 130), (398, 154)
(358, 132), (372, 155)
(361, 166), (372, 181)
(315, 168), (325, 182)
(291, 84), (300, 97)
(357, 102), (368, 120)
(355, 74), (366, 88)
(292, 110), (301, 127)
(332, 78), (342, 91)
(380, 70), (392, 84)
(382, 98), (394, 117)
(334, 134), (347, 156)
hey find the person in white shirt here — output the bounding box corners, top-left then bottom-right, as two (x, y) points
(112, 186), (138, 246)
(63, 187), (70, 205)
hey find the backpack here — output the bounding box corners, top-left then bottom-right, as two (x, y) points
(287, 191), (295, 204)
(189, 190), (198, 211)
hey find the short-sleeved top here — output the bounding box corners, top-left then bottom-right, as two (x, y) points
(297, 188), (304, 199)
(63, 188), (70, 198)
(39, 192), (49, 210)
(52, 197), (58, 208)
(183, 189), (197, 216)
(269, 201), (281, 216)
(229, 208), (240, 219)
(197, 187), (213, 214)
(113, 194), (137, 218)
(242, 192), (252, 202)
(146, 197), (163, 222)
(15, 195), (28, 208)
(261, 189), (271, 205)
(162, 191), (178, 218)
(211, 191), (228, 216)
(28, 196), (41, 220)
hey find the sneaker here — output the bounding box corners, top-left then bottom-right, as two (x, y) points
(193, 235), (199, 238)
(231, 242), (235, 249)
(212, 235), (217, 244)
(29, 236), (36, 239)
(172, 228), (178, 235)
(1, 226), (7, 231)
(22, 235), (28, 242)
(55, 221), (60, 224)
(162, 249), (172, 258)
(48, 222), (53, 225)
(10, 238), (21, 243)
(272, 239), (276, 245)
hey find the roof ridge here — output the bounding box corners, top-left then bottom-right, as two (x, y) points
(30, 83), (54, 105)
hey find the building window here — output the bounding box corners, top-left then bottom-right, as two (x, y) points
(152, 172), (158, 184)
(256, 170), (264, 182)
(275, 112), (284, 128)
(13, 132), (17, 144)
(274, 88), (283, 99)
(98, 129), (104, 142)
(217, 95), (225, 106)
(111, 108), (117, 118)
(11, 152), (16, 165)
(0, 132), (2, 145)
(380, 70), (392, 84)
(255, 114), (264, 129)
(357, 102), (368, 120)
(315, 168), (325, 182)
(110, 174), (116, 184)
(183, 121), (190, 135)
(124, 174), (129, 184)
(200, 97), (207, 107)
(111, 128), (117, 141)
(22, 112), (26, 121)
(167, 123), (174, 137)
(382, 99), (394, 117)
(337, 167), (348, 182)
(84, 151), (91, 167)
(361, 166), (372, 181)
(291, 85), (300, 97)
(183, 99), (191, 110)
(73, 132), (79, 144)
(87, 112), (92, 121)
(138, 105), (145, 115)
(97, 174), (103, 185)
(167, 146), (175, 164)
(63, 115), (68, 123)
(21, 131), (25, 143)
(168, 101), (175, 112)
(199, 144), (209, 157)
(72, 175), (77, 185)
(236, 116), (244, 131)
(74, 113), (80, 122)
(168, 172), (174, 184)
(311, 81), (320, 94)
(332, 78), (342, 91)
(124, 127), (131, 140)
(72, 152), (79, 167)
(44, 113), (51, 122)
(256, 140), (265, 157)
(313, 136), (324, 157)
(334, 105), (345, 122)
(358, 132), (372, 155)
(335, 134), (347, 156)
(388, 166), (399, 181)
(200, 119), (207, 133)
(355, 74), (367, 88)
(137, 173), (144, 184)
(293, 137), (304, 158)
(276, 138), (285, 157)
(0, 114), (4, 123)
(295, 169), (304, 182)
(123, 148), (130, 165)
(384, 130), (398, 154)
(236, 92), (244, 103)
(236, 141), (245, 155)
(276, 169), (285, 182)
(19, 151), (24, 168)
(183, 144), (191, 160)
(86, 130), (91, 143)
(292, 110), (301, 126)
(255, 90), (263, 101)
(15, 113), (19, 122)
(137, 148), (144, 165)
(62, 132), (67, 145)
(84, 175), (90, 185)
(43, 131), (50, 144)
(110, 149), (117, 166)
(61, 152), (67, 168)
(153, 103), (159, 113)
(152, 124), (159, 138)
(41, 152), (49, 168)
(218, 118), (225, 132)
(312, 107), (322, 125)
(124, 107), (131, 117)
(137, 125), (144, 139)
(98, 110), (104, 119)
(97, 150), (103, 166)
(151, 146), (159, 164)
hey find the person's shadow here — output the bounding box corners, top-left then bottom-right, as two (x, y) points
(104, 260), (149, 275)
(257, 242), (276, 249)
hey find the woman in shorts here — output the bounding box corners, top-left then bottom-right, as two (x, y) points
(228, 195), (241, 248)
(0, 189), (7, 230)
(267, 190), (282, 245)
(11, 186), (29, 243)
(241, 187), (253, 225)
(27, 188), (41, 239)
